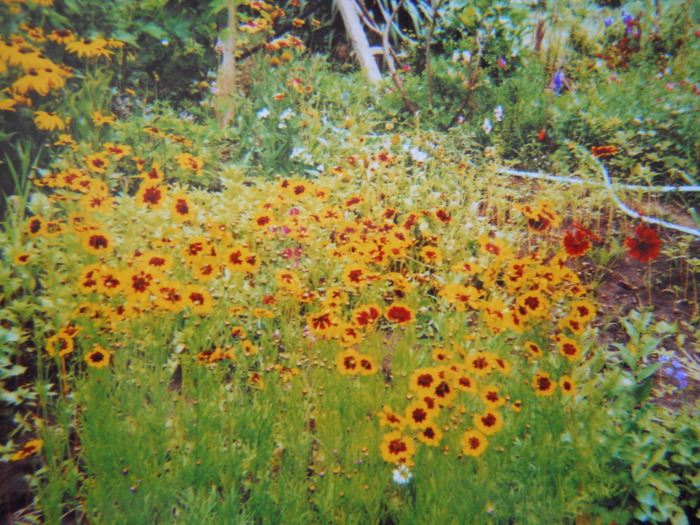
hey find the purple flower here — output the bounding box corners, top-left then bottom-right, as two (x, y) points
(553, 71), (564, 95)
(604, 18), (613, 28)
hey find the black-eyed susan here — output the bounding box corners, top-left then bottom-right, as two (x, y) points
(241, 340), (258, 356)
(33, 111), (66, 131)
(473, 410), (503, 435)
(380, 431), (415, 464)
(84, 345), (111, 368)
(533, 371), (556, 396)
(461, 429), (488, 458)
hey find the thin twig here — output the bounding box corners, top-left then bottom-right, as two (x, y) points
(382, 0), (418, 114)
(445, 37), (484, 130)
(426, 0), (446, 109)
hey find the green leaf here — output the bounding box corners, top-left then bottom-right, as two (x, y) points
(637, 361), (661, 383)
(648, 476), (680, 497)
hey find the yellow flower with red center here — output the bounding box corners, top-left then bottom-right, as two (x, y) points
(377, 406), (405, 430)
(557, 336), (582, 361)
(184, 284), (213, 315)
(191, 257), (220, 282)
(351, 303), (382, 330)
(46, 333), (74, 357)
(380, 431), (415, 464)
(533, 371), (556, 396)
(357, 354), (377, 376)
(336, 348), (361, 375)
(10, 439), (44, 462)
(479, 385), (506, 408)
(439, 283), (483, 312)
(516, 290), (549, 319)
(404, 400), (435, 430)
(307, 310), (337, 338)
(465, 352), (494, 377)
(175, 152), (204, 174)
(524, 341), (543, 359)
(478, 234), (513, 260)
(170, 193), (197, 223)
(136, 182), (168, 209)
(91, 111), (116, 126)
(569, 299), (596, 323)
(81, 231), (114, 256)
(417, 423), (443, 446)
(141, 162), (165, 182)
(102, 143), (132, 160)
(154, 281), (186, 313)
(419, 245), (443, 265)
(454, 369), (478, 393)
(473, 410), (503, 435)
(84, 345), (111, 368)
(461, 430), (488, 457)
(559, 375), (575, 395)
(336, 322), (364, 346)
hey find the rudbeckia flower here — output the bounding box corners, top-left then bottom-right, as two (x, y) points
(33, 111), (66, 131)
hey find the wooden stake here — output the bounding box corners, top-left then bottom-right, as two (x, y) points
(337, 0), (382, 84)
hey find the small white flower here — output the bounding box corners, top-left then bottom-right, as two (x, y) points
(410, 147), (428, 163)
(482, 118), (492, 134)
(257, 107), (271, 119)
(493, 105), (503, 122)
(279, 108), (295, 120)
(392, 464), (412, 485)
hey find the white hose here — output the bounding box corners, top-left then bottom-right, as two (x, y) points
(494, 164), (700, 237)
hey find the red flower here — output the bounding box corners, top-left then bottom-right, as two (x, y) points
(536, 129), (546, 142)
(625, 225), (662, 262)
(562, 230), (591, 257)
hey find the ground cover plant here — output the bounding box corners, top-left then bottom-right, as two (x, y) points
(1, 0), (699, 524)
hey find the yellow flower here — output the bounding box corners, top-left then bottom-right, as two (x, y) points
(84, 345), (111, 368)
(10, 439), (44, 461)
(380, 431), (415, 464)
(175, 152), (204, 174)
(33, 111), (66, 131)
(461, 430), (488, 458)
(92, 111), (116, 126)
(473, 410), (503, 435)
